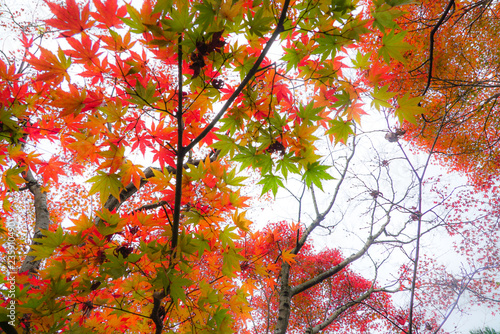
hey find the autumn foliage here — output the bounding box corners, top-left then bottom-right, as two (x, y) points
(361, 0), (500, 187)
(0, 0), (498, 333)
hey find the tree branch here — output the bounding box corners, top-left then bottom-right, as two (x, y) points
(171, 34), (184, 253)
(274, 263), (292, 334)
(291, 213), (391, 296)
(293, 138), (357, 255)
(304, 287), (377, 334)
(421, 0), (455, 97)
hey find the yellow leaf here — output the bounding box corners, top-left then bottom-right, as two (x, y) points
(68, 214), (94, 233)
(233, 209), (252, 232)
(120, 160), (145, 189)
(218, 0), (243, 21)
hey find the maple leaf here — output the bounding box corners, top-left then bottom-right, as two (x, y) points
(148, 168), (173, 192)
(395, 93), (425, 124)
(342, 102), (367, 124)
(313, 86), (338, 109)
(91, 0), (127, 29)
(52, 85), (102, 117)
(27, 47), (71, 85)
(86, 171), (123, 205)
(371, 85), (396, 111)
(120, 160), (145, 189)
(38, 156), (66, 183)
(101, 30), (136, 52)
(302, 162), (334, 190)
(281, 249), (297, 265)
(0, 59), (21, 82)
(45, 0), (94, 37)
(68, 214), (94, 233)
(99, 144), (125, 174)
(218, 0), (243, 22)
(232, 209), (252, 232)
(379, 30), (413, 64)
(2, 166), (26, 191)
(326, 118), (355, 145)
(28, 227), (66, 260)
(65, 35), (103, 66)
(365, 61), (393, 86)
(66, 132), (100, 162)
(257, 173), (284, 197)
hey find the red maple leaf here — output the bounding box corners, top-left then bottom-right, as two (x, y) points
(45, 0), (93, 37)
(65, 35), (103, 66)
(91, 0), (127, 29)
(38, 156), (66, 183)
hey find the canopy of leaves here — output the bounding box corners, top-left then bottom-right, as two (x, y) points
(0, 0), (498, 333)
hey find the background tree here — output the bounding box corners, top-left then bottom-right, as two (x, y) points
(360, 1), (500, 332)
(361, 0), (500, 187)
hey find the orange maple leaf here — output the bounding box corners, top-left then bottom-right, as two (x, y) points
(27, 47), (71, 85)
(313, 86), (338, 109)
(120, 160), (145, 189)
(281, 249), (297, 265)
(0, 59), (21, 81)
(343, 102), (367, 124)
(52, 85), (103, 117)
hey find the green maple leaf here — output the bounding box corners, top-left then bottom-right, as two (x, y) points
(168, 273), (192, 303)
(223, 168), (247, 186)
(219, 226), (238, 248)
(212, 134), (239, 157)
(194, 1), (216, 31)
(298, 101), (324, 123)
(281, 46), (303, 72)
(326, 118), (354, 145)
(121, 4), (145, 33)
(302, 162), (334, 190)
(163, 4), (194, 32)
(247, 7), (274, 37)
(102, 253), (127, 279)
(96, 209), (125, 235)
(50, 279), (72, 297)
(371, 85), (396, 111)
(313, 34), (340, 61)
(386, 0), (419, 7)
(222, 248), (245, 277)
(153, 0), (173, 13)
(257, 173), (284, 197)
(276, 153), (300, 180)
(29, 227), (66, 260)
(379, 30), (413, 63)
(86, 171), (123, 205)
(395, 93), (425, 124)
(4, 166), (26, 191)
(352, 51), (371, 69)
(234, 146), (273, 174)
